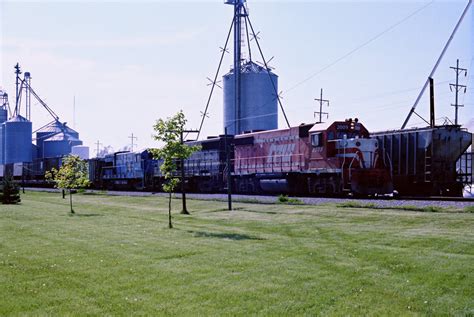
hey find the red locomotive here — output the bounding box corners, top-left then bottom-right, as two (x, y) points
(233, 118), (393, 196)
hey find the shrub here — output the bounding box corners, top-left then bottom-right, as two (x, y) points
(278, 194), (303, 205)
(278, 194), (289, 203)
(0, 177), (21, 205)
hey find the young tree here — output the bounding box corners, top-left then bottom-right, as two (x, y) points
(0, 176), (21, 205)
(150, 111), (200, 228)
(46, 155), (90, 214)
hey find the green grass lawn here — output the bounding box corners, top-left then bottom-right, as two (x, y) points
(1, 191), (473, 316)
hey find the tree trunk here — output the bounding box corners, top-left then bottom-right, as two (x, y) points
(168, 192), (173, 228)
(69, 189), (75, 214)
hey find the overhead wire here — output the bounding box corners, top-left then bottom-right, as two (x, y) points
(284, 0), (435, 94)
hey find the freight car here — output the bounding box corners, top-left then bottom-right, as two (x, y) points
(372, 125), (472, 197)
(0, 157), (62, 187)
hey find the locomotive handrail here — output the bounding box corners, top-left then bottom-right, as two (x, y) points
(348, 151), (360, 182)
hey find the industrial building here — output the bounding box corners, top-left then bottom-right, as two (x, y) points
(0, 65), (87, 166)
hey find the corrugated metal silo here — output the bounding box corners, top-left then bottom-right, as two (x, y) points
(43, 132), (82, 158)
(36, 121), (79, 158)
(4, 115), (33, 163)
(0, 124), (4, 164)
(0, 107), (7, 125)
(223, 61), (278, 135)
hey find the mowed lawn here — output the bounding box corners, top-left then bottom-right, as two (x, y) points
(1, 192), (473, 316)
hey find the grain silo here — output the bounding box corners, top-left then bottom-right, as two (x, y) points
(43, 132), (83, 158)
(0, 107), (7, 124)
(36, 121), (79, 158)
(0, 106), (7, 164)
(4, 115), (32, 164)
(0, 125), (4, 164)
(223, 61), (278, 135)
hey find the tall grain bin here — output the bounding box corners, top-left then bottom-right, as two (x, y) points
(0, 107), (7, 124)
(0, 124), (4, 164)
(223, 61), (278, 135)
(0, 107), (7, 164)
(43, 132), (82, 158)
(4, 115), (32, 163)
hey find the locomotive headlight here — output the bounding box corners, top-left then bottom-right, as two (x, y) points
(356, 141), (361, 147)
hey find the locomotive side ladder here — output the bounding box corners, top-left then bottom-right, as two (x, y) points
(424, 145), (432, 182)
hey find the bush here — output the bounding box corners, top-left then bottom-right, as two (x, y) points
(0, 177), (21, 205)
(278, 194), (303, 205)
(278, 194), (289, 203)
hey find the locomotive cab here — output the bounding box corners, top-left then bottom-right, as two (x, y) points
(309, 119), (392, 196)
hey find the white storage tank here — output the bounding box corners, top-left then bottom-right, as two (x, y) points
(71, 145), (90, 160)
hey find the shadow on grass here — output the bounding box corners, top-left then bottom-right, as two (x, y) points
(245, 209), (278, 215)
(188, 230), (264, 241)
(205, 207), (246, 213)
(73, 213), (103, 217)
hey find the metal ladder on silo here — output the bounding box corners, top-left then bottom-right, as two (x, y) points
(424, 146), (432, 182)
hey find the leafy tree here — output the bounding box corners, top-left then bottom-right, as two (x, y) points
(0, 176), (21, 205)
(46, 155), (90, 214)
(150, 111), (200, 228)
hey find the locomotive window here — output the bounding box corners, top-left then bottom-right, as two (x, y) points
(311, 133), (323, 147)
(327, 131), (335, 140)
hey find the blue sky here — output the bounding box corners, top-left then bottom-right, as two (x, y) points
(1, 0), (472, 152)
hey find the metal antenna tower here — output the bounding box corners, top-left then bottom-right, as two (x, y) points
(449, 59), (467, 125)
(227, 0), (246, 134)
(314, 88), (329, 123)
(14, 63), (21, 116)
(128, 133), (137, 152)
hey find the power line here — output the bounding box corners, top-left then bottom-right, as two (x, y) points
(344, 79), (453, 104)
(284, 0), (434, 94)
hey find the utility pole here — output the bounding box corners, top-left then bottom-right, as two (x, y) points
(179, 129), (199, 215)
(450, 59), (467, 125)
(314, 88), (329, 123)
(95, 140), (102, 158)
(429, 77), (435, 128)
(128, 133), (137, 152)
(225, 127), (232, 211)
